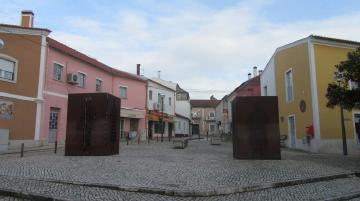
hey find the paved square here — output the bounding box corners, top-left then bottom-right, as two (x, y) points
(0, 140), (359, 200)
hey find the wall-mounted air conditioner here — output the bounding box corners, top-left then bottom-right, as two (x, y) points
(67, 73), (79, 84)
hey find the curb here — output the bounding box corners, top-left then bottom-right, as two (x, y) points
(0, 172), (358, 198)
(320, 191), (360, 201)
(0, 187), (71, 201)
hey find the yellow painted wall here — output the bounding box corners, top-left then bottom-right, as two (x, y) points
(275, 43), (314, 140)
(313, 44), (359, 140)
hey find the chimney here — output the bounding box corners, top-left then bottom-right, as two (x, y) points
(253, 66), (257, 77)
(21, 10), (34, 28)
(136, 64), (141, 75)
(157, 70), (161, 79)
(258, 70), (263, 75)
(248, 73), (251, 80)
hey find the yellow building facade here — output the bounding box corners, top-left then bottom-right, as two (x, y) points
(261, 35), (360, 154)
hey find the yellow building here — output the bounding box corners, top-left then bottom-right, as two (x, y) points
(260, 35), (360, 154)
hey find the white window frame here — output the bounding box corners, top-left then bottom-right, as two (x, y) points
(0, 54), (18, 83)
(119, 85), (128, 99)
(287, 114), (296, 148)
(52, 62), (64, 81)
(95, 78), (103, 92)
(284, 68), (294, 103)
(77, 71), (87, 88)
(209, 111), (215, 117)
(149, 90), (153, 100)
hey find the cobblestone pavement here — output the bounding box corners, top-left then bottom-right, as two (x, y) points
(0, 140), (359, 200)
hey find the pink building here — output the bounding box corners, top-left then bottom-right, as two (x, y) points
(40, 38), (147, 144)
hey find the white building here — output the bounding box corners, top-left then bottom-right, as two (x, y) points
(150, 78), (191, 137)
(146, 79), (175, 140)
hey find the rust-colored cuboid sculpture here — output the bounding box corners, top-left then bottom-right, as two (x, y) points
(232, 96), (281, 160)
(65, 93), (120, 156)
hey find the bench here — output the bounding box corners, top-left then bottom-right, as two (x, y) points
(172, 138), (189, 149)
(280, 135), (287, 147)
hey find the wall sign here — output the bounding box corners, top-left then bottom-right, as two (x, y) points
(0, 99), (14, 120)
(300, 100), (306, 113)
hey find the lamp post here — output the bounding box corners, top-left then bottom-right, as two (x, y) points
(159, 93), (165, 142)
(335, 72), (348, 156)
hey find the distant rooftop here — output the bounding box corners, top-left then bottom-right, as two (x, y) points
(190, 99), (220, 108)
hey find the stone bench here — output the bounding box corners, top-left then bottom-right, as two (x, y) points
(172, 138), (189, 149)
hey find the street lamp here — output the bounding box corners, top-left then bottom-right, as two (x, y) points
(335, 71), (348, 156)
(159, 93), (165, 142)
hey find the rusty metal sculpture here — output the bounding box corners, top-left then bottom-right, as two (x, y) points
(232, 96), (281, 160)
(65, 93), (120, 156)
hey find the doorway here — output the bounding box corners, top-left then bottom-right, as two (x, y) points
(168, 123), (173, 139)
(120, 119), (124, 139)
(48, 108), (60, 143)
(288, 115), (296, 148)
(192, 124), (200, 135)
(354, 113), (360, 144)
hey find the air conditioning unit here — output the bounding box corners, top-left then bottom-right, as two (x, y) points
(153, 103), (160, 110)
(67, 73), (79, 84)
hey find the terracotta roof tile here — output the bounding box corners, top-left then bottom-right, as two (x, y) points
(190, 100), (220, 108)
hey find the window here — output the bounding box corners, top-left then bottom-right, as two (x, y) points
(149, 90), (153, 100)
(158, 93), (164, 111)
(78, 72), (86, 88)
(95, 79), (102, 92)
(177, 122), (181, 129)
(53, 63), (63, 81)
(176, 93), (188, 100)
(119, 86), (127, 98)
(209, 112), (215, 117)
(263, 86), (268, 96)
(154, 121), (164, 133)
(169, 97), (171, 106)
(285, 69), (294, 102)
(130, 119), (139, 132)
(0, 57), (16, 82)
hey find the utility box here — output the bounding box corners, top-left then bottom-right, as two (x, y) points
(232, 96), (281, 160)
(65, 93), (120, 156)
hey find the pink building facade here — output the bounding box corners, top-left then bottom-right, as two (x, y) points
(39, 38), (147, 144)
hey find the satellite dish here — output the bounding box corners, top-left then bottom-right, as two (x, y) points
(0, 38), (4, 49)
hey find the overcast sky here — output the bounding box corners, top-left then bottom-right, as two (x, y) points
(1, 0), (360, 99)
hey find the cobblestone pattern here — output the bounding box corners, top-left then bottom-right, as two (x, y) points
(0, 174), (360, 200)
(0, 141), (358, 193)
(0, 196), (29, 201)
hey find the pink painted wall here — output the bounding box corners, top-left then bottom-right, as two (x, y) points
(40, 47), (146, 142)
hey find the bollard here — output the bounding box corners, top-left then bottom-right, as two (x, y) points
(157, 135), (159, 142)
(54, 141), (58, 154)
(207, 132), (209, 141)
(20, 143), (24, 157)
(127, 136), (129, 145)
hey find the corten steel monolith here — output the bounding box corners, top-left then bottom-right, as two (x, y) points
(232, 96), (281, 160)
(65, 93), (120, 156)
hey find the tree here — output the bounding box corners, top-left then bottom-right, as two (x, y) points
(326, 47), (360, 110)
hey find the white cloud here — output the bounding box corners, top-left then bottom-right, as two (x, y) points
(36, 1), (360, 99)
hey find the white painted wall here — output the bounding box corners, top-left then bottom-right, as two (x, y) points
(175, 116), (189, 135)
(147, 80), (175, 115)
(175, 100), (191, 119)
(260, 55), (276, 96)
